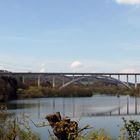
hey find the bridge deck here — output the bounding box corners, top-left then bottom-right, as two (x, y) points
(1, 72), (140, 76)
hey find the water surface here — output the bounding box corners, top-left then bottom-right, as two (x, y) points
(6, 95), (140, 139)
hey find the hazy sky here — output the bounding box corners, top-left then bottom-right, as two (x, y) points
(0, 0), (140, 72)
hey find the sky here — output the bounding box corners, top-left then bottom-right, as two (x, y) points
(0, 0), (140, 72)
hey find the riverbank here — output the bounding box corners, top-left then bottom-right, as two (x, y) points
(16, 85), (137, 99)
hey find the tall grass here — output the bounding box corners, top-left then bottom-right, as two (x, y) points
(0, 104), (40, 140)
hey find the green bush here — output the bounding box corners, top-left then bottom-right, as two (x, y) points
(17, 87), (43, 98)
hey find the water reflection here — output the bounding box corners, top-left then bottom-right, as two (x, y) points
(8, 95), (140, 118)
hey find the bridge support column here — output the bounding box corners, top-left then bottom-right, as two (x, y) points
(73, 74), (75, 81)
(135, 75), (137, 89)
(118, 75), (120, 81)
(22, 76), (25, 84)
(52, 76), (55, 88)
(38, 75), (41, 87)
(117, 75), (120, 86)
(126, 75), (129, 86)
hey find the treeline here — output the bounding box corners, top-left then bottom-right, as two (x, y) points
(17, 85), (93, 99)
(17, 84), (140, 99)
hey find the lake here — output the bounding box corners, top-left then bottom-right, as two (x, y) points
(6, 95), (140, 139)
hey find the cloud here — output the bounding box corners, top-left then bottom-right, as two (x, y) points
(115, 0), (140, 5)
(70, 61), (83, 71)
(39, 62), (47, 72)
(40, 68), (46, 72)
(0, 65), (5, 70)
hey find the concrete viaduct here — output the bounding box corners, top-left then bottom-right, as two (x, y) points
(0, 72), (140, 89)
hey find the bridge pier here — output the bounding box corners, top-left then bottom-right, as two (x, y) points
(37, 75), (41, 87)
(22, 76), (25, 83)
(73, 74), (75, 81)
(117, 75), (120, 86)
(52, 76), (56, 88)
(126, 75), (129, 86)
(118, 75), (120, 81)
(135, 74), (137, 89)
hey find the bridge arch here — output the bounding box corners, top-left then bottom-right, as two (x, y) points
(59, 75), (131, 90)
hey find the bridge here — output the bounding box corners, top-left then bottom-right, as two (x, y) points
(0, 72), (140, 89)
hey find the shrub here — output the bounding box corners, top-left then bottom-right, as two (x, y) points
(122, 117), (140, 140)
